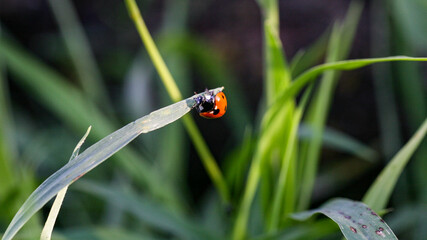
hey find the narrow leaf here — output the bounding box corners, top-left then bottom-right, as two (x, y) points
(1, 88), (223, 240)
(40, 126), (92, 240)
(273, 56), (427, 108)
(363, 118), (427, 211)
(124, 0), (230, 203)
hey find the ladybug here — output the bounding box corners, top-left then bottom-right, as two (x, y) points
(194, 90), (227, 119)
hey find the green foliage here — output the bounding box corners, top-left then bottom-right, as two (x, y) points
(297, 2), (363, 211)
(363, 119), (427, 212)
(293, 198), (397, 240)
(74, 180), (219, 240)
(1, 0), (426, 240)
(1, 88), (223, 240)
(124, 0), (230, 204)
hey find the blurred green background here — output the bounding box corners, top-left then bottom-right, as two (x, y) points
(0, 0), (426, 239)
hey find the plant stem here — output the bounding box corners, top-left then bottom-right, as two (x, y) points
(124, 0), (230, 204)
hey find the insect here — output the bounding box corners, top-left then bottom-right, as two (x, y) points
(194, 89), (227, 119)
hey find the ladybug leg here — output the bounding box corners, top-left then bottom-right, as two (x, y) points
(197, 104), (204, 113)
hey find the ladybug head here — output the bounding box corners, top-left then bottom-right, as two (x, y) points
(194, 90), (216, 113)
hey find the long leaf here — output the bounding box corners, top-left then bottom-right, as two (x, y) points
(298, 1), (363, 211)
(0, 36), (175, 199)
(268, 86), (312, 231)
(158, 33), (252, 137)
(40, 126), (91, 240)
(1, 88), (223, 240)
(297, 21), (346, 211)
(124, 0), (230, 203)
(363, 118), (427, 212)
(272, 56), (427, 110)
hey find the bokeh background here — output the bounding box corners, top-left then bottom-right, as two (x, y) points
(1, 0), (426, 239)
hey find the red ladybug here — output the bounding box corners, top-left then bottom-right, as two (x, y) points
(194, 90), (227, 119)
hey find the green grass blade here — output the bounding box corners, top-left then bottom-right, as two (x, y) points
(47, 0), (109, 106)
(268, 91), (309, 231)
(263, 24), (291, 105)
(388, 0), (427, 205)
(298, 1), (362, 210)
(390, 0), (427, 50)
(293, 198), (397, 240)
(155, 0), (190, 190)
(370, 1), (402, 159)
(232, 107), (291, 239)
(272, 56), (427, 110)
(1, 88), (223, 240)
(297, 22), (345, 211)
(290, 28), (330, 77)
(224, 128), (254, 197)
(158, 33), (252, 137)
(124, 0), (181, 101)
(233, 101), (295, 239)
(231, 152), (263, 240)
(74, 180), (219, 240)
(0, 36), (179, 205)
(362, 118), (427, 212)
(0, 33), (42, 235)
(40, 126), (92, 240)
(124, 0), (230, 204)
(0, 40), (14, 195)
(257, 0), (291, 105)
(299, 125), (379, 162)
(232, 0), (294, 237)
(297, 2), (363, 210)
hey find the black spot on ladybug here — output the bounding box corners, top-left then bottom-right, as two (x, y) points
(222, 94), (225, 99)
(213, 109), (220, 115)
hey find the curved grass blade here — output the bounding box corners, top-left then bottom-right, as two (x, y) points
(297, 2), (363, 211)
(40, 126), (91, 240)
(1, 87), (223, 240)
(124, 0), (230, 204)
(363, 118), (427, 212)
(0, 36), (178, 206)
(273, 56), (427, 108)
(290, 27), (330, 77)
(292, 198), (397, 240)
(157, 33), (252, 137)
(261, 57), (427, 157)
